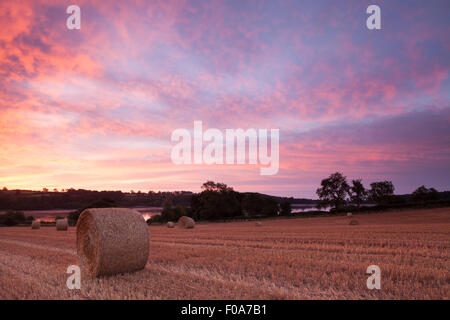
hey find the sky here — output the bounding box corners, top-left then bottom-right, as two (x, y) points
(0, 0), (449, 198)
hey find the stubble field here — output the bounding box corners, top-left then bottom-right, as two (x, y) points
(0, 208), (448, 299)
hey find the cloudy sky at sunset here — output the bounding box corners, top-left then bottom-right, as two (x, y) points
(1, 0), (449, 197)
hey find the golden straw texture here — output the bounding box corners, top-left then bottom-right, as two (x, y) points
(76, 208), (150, 277)
(177, 216), (195, 229)
(167, 221), (175, 228)
(31, 221), (40, 229)
(56, 219), (68, 231)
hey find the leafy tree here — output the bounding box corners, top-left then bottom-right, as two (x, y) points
(279, 200), (292, 215)
(6, 210), (25, 222)
(171, 206), (187, 220)
(0, 210), (25, 225)
(369, 181), (395, 205)
(349, 179), (368, 209)
(411, 185), (439, 203)
(241, 193), (264, 216)
(316, 172), (350, 210)
(150, 214), (162, 224)
(3, 217), (17, 226)
(160, 197), (187, 222)
(68, 198), (117, 223)
(160, 198), (173, 220)
(261, 196), (279, 216)
(192, 181), (241, 220)
(201, 181), (233, 192)
(26, 215), (35, 221)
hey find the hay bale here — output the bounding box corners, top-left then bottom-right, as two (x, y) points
(255, 221), (262, 227)
(177, 216), (195, 229)
(349, 219), (360, 225)
(76, 208), (150, 277)
(167, 221), (175, 228)
(56, 218), (68, 231)
(347, 212), (352, 217)
(31, 221), (40, 229)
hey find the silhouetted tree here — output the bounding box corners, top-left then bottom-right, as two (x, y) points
(261, 196), (279, 216)
(68, 198), (117, 223)
(160, 198), (187, 222)
(242, 193), (264, 216)
(192, 181), (241, 220)
(0, 210), (25, 226)
(316, 172), (350, 210)
(280, 200), (292, 215)
(411, 185), (439, 203)
(201, 181), (233, 192)
(369, 181), (395, 205)
(349, 179), (368, 209)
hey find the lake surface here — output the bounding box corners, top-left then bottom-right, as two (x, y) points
(1, 207), (163, 222)
(291, 204), (330, 213)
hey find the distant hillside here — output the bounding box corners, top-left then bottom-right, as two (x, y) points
(0, 188), (317, 211)
(0, 189), (193, 211)
(241, 193), (318, 205)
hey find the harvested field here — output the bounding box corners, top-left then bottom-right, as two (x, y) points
(0, 208), (448, 299)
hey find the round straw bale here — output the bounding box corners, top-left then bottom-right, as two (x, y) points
(255, 221), (262, 227)
(177, 216), (195, 229)
(76, 208), (150, 277)
(347, 212), (352, 217)
(349, 219), (360, 225)
(31, 220), (40, 229)
(56, 218), (68, 231)
(167, 221), (175, 228)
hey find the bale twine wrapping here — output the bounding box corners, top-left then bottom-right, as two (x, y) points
(349, 219), (360, 225)
(56, 218), (68, 231)
(31, 221), (40, 229)
(177, 216), (195, 229)
(167, 221), (175, 228)
(255, 221), (262, 227)
(347, 212), (352, 217)
(76, 208), (150, 277)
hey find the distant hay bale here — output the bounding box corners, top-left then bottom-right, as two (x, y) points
(31, 221), (40, 229)
(177, 216), (195, 229)
(255, 221), (262, 227)
(167, 221), (175, 228)
(349, 219), (360, 225)
(76, 208), (150, 277)
(347, 212), (352, 217)
(56, 219), (68, 231)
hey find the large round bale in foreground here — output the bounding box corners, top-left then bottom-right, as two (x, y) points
(31, 221), (40, 229)
(349, 219), (360, 226)
(76, 208), (150, 277)
(177, 216), (195, 229)
(167, 221), (175, 228)
(56, 218), (68, 231)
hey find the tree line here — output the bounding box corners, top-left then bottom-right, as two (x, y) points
(0, 188), (193, 211)
(316, 172), (445, 212)
(1, 175), (449, 226)
(152, 181), (293, 223)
